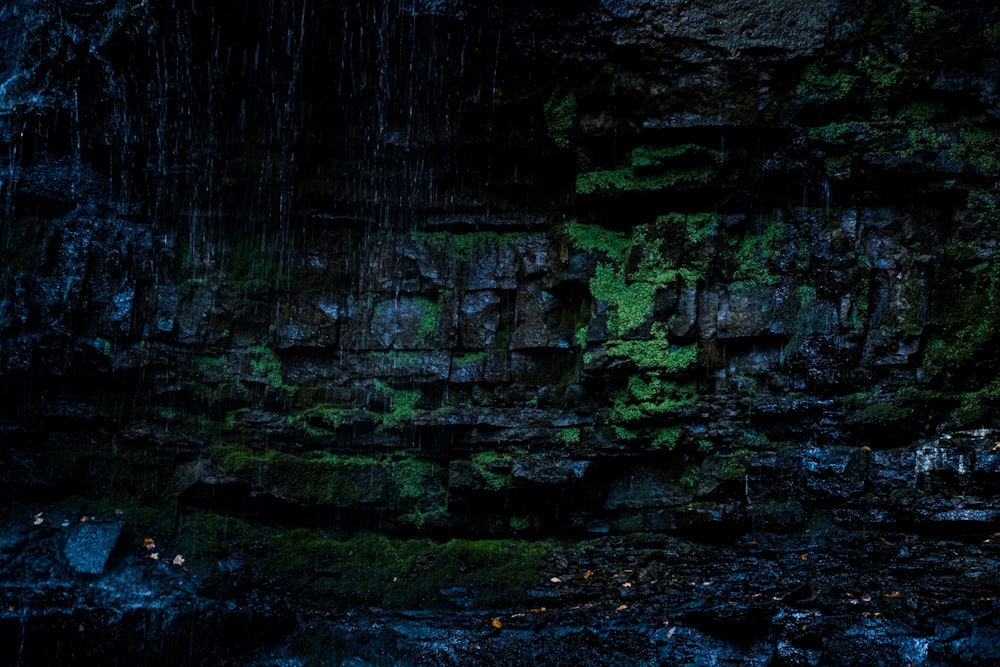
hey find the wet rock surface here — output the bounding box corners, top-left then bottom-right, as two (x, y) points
(3, 0), (1000, 663)
(4, 504), (1000, 665)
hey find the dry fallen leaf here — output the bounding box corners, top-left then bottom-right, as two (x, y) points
(583, 569), (594, 580)
(491, 618), (503, 629)
(667, 626), (676, 638)
(32, 513), (44, 526)
(616, 604), (628, 612)
(172, 554), (185, 567)
(550, 577), (562, 583)
(149, 552), (159, 560)
(143, 538), (156, 551)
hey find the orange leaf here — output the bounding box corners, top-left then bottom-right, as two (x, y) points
(616, 604), (628, 612)
(583, 569), (594, 580)
(491, 618), (503, 629)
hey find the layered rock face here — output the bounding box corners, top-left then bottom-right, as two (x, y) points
(2, 0), (1000, 664)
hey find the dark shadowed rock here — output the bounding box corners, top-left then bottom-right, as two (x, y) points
(62, 521), (125, 575)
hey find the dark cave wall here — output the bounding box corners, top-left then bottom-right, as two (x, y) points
(2, 0), (1000, 591)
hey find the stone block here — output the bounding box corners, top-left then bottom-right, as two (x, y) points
(63, 520), (125, 575)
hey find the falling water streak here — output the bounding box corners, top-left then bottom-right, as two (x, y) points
(72, 89), (81, 199)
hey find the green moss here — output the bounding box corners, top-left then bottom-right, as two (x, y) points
(567, 216), (710, 336)
(208, 444), (440, 510)
(248, 345), (291, 393)
(604, 325), (698, 427)
(856, 53), (904, 104)
(373, 379), (422, 430)
(628, 144), (722, 168)
(907, 0), (944, 35)
(903, 125), (949, 156)
(964, 189), (999, 230)
(720, 449), (758, 481)
(953, 125), (1000, 176)
(287, 404), (359, 438)
(410, 230), (535, 263)
(196, 355), (227, 372)
(807, 121), (876, 145)
(559, 427), (581, 445)
(651, 426), (682, 451)
(730, 218), (786, 290)
(795, 63), (858, 103)
(656, 212), (718, 245)
(609, 375), (697, 423)
(861, 402), (912, 424)
(679, 463), (700, 490)
(544, 90), (577, 150)
(266, 530), (416, 605)
(589, 263), (658, 334)
(564, 222), (631, 264)
(415, 296), (442, 346)
(471, 451), (514, 491)
(453, 350), (488, 365)
(576, 164), (716, 196)
(923, 255), (1000, 387)
(852, 255), (872, 330)
(575, 144), (719, 197)
(210, 443), (276, 474)
(606, 329), (698, 371)
(508, 515), (532, 532)
(896, 102), (945, 124)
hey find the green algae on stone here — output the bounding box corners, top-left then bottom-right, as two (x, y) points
(543, 89), (577, 150)
(575, 164), (716, 196)
(730, 217), (787, 290)
(265, 530), (552, 608)
(373, 379), (423, 430)
(409, 230), (535, 264)
(471, 450), (515, 491)
(576, 144), (719, 196)
(208, 444), (441, 510)
(564, 222), (630, 264)
(719, 448), (759, 481)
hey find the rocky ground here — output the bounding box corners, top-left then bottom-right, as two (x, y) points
(3, 515), (1000, 665)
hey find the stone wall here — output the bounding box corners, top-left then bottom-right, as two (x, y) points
(2, 1), (1000, 663)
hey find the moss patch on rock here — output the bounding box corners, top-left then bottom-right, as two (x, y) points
(265, 529), (553, 608)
